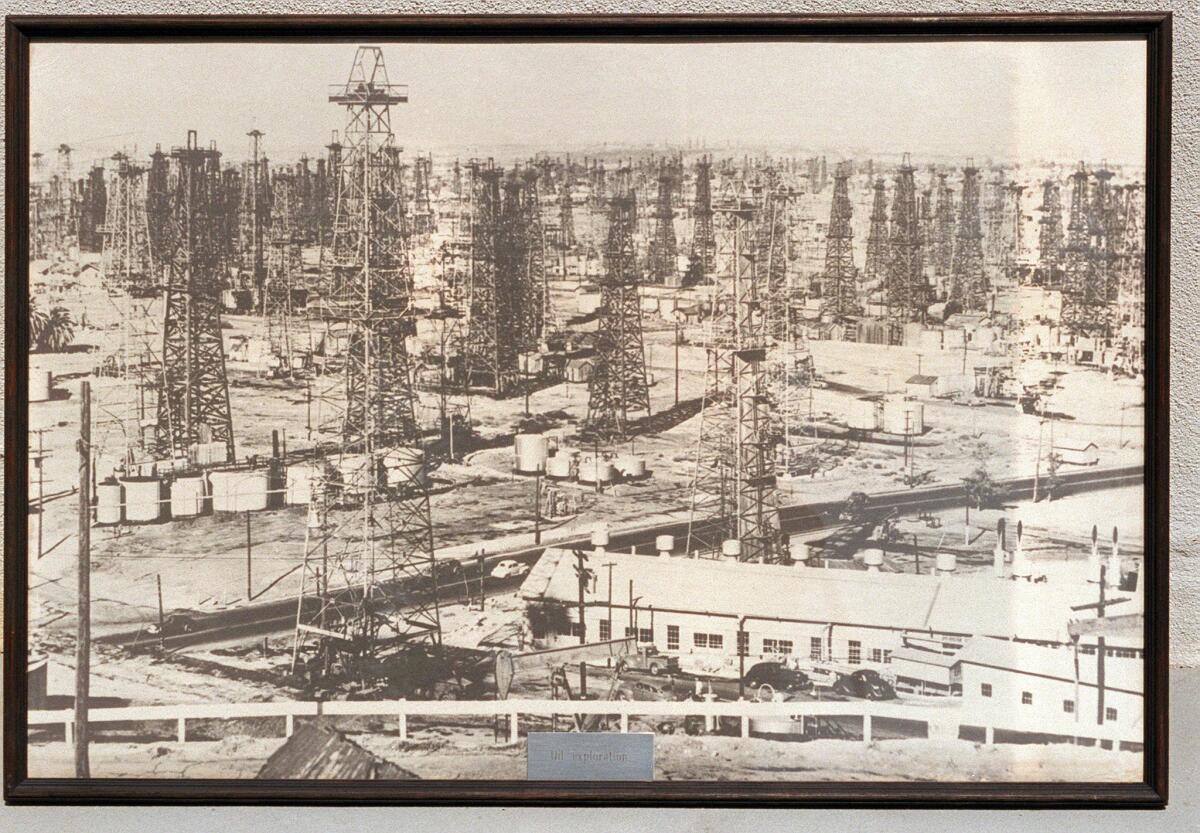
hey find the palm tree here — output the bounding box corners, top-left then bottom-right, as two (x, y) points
(29, 302), (75, 353)
(29, 303), (48, 350)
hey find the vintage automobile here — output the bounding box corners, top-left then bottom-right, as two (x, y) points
(490, 559), (531, 579)
(615, 646), (680, 676)
(831, 668), (898, 701)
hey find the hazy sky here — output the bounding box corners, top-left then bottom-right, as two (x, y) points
(29, 38), (1146, 167)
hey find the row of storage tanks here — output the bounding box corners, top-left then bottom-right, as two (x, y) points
(845, 395), (926, 435)
(513, 433), (649, 485)
(94, 448), (429, 526)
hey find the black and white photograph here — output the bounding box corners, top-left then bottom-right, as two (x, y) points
(13, 30), (1158, 791)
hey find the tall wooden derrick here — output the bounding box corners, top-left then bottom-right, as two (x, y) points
(558, 179), (576, 249)
(497, 173), (534, 354)
(323, 133), (343, 247)
(78, 164), (107, 252)
(685, 156), (716, 286)
(1000, 183), (1025, 275)
(983, 169), (1007, 268)
(100, 153), (155, 296)
(266, 172), (303, 364)
(932, 172), (956, 279)
(686, 181), (784, 564)
(885, 155), (928, 321)
(293, 46), (441, 682)
(949, 162), (987, 310)
(1115, 183), (1145, 373)
(239, 130), (270, 309)
(465, 164), (518, 395)
(146, 146), (172, 268)
(820, 161), (858, 318)
(586, 189), (650, 440)
(521, 168), (548, 347)
(1090, 164), (1119, 304)
(156, 131), (235, 464)
(1037, 178), (1065, 285)
(648, 159), (678, 284)
(918, 183), (935, 254)
(863, 177), (889, 285)
(1061, 163), (1109, 336)
(412, 153), (435, 235)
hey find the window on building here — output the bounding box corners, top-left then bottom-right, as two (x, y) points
(625, 627), (635, 639)
(870, 648), (883, 663)
(638, 627), (653, 644)
(1021, 691), (1033, 706)
(981, 683), (992, 698)
(1080, 644), (1097, 655)
(883, 650), (893, 665)
(694, 632), (723, 650)
(848, 640), (861, 665)
(810, 637), (823, 661)
(1106, 707), (1118, 722)
(598, 619), (610, 641)
(763, 639), (793, 655)
(1063, 699), (1075, 714)
(569, 622), (585, 638)
(737, 631), (749, 656)
(667, 625), (679, 651)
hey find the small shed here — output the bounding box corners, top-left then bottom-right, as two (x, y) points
(257, 723), (419, 780)
(905, 374), (939, 398)
(1057, 442), (1100, 467)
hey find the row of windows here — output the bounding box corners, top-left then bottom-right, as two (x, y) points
(1078, 645), (1143, 659)
(981, 683), (1119, 720)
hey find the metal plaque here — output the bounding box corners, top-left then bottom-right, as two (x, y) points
(526, 732), (654, 781)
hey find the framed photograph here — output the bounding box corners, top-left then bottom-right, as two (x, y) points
(4, 13), (1170, 806)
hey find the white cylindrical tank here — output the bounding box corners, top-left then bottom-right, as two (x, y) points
(935, 552), (957, 574)
(591, 524), (610, 549)
(514, 434), (549, 474)
(790, 539), (811, 564)
(545, 451), (574, 480)
(120, 476), (162, 523)
(95, 480), (123, 525)
(722, 539), (742, 560)
(655, 535), (674, 557)
(29, 371), (52, 403)
(209, 469), (269, 513)
(285, 463), (323, 505)
(615, 455), (647, 479)
(847, 397), (880, 431)
(863, 548), (885, 572)
(380, 447), (428, 490)
(882, 397), (925, 435)
(578, 455), (615, 485)
(169, 473), (209, 518)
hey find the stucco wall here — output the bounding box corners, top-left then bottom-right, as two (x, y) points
(0, 1), (1194, 668)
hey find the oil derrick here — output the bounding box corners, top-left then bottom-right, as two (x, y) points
(586, 187), (650, 440)
(294, 155), (317, 245)
(1037, 179), (1064, 283)
(1001, 183), (1025, 273)
(758, 181), (791, 339)
(949, 162), (986, 310)
(465, 164), (518, 395)
(520, 167), (548, 346)
(919, 184), (935, 254)
(558, 178), (576, 249)
(100, 153), (154, 295)
(239, 130), (270, 309)
(1090, 163), (1119, 303)
(294, 46), (441, 682)
(1116, 183), (1145, 372)
(146, 146), (171, 265)
(266, 172), (302, 363)
(1061, 163), (1109, 336)
(219, 167), (244, 264)
(983, 169), (1007, 267)
(156, 131), (235, 463)
(686, 180), (784, 564)
(648, 159), (678, 284)
(79, 164), (107, 252)
(863, 178), (889, 285)
(885, 155), (927, 321)
(685, 156), (716, 286)
(820, 162), (858, 318)
(498, 172), (534, 354)
(932, 172), (956, 278)
(323, 132), (343, 246)
(412, 153), (435, 235)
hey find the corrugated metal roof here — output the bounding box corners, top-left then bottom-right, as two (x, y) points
(520, 549), (1099, 643)
(257, 723), (418, 780)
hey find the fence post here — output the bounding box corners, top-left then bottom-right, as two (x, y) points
(862, 713), (872, 744)
(176, 717), (186, 743)
(64, 721), (73, 746)
(398, 712), (408, 741)
(984, 725), (995, 746)
(619, 713), (629, 733)
(285, 714), (294, 738)
(509, 712), (519, 743)
(741, 715), (750, 738)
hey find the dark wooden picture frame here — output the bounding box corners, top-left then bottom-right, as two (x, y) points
(3, 12), (1171, 807)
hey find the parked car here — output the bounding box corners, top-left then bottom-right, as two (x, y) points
(742, 662), (812, 695)
(615, 677), (682, 701)
(615, 647), (680, 676)
(832, 668), (898, 701)
(490, 559), (531, 579)
(148, 612), (203, 637)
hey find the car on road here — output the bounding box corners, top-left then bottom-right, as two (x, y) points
(615, 647), (680, 676)
(148, 612), (203, 637)
(742, 662), (812, 696)
(831, 668), (898, 701)
(490, 559), (531, 579)
(615, 676), (684, 701)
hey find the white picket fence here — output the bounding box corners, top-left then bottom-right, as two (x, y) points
(26, 696), (1134, 748)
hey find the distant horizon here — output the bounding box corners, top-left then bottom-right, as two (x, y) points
(30, 39), (1146, 170)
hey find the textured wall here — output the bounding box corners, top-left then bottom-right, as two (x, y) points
(0, 0), (1195, 664)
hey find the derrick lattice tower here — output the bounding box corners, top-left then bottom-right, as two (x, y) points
(1038, 178), (1064, 282)
(863, 177), (889, 285)
(820, 161), (858, 318)
(950, 161), (987, 310)
(686, 156), (716, 286)
(648, 158), (678, 284)
(932, 172), (956, 278)
(885, 154), (927, 320)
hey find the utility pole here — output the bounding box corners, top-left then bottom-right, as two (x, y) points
(571, 549), (593, 698)
(533, 465), (543, 545)
(674, 321), (681, 408)
(75, 380), (92, 778)
(156, 574), (166, 651)
(245, 511), (253, 600)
